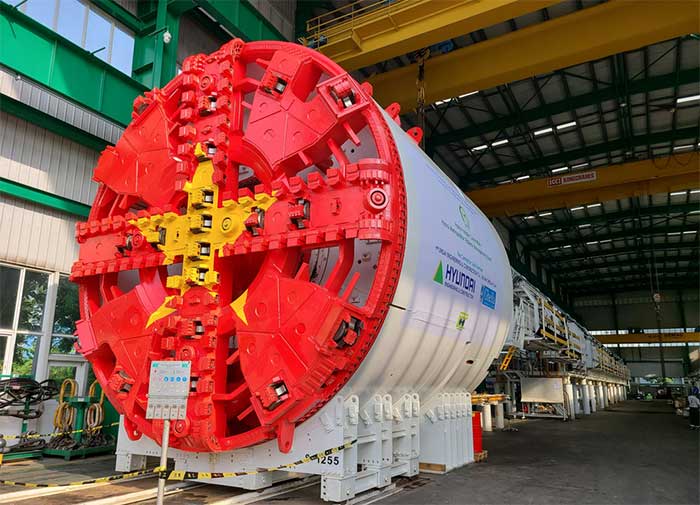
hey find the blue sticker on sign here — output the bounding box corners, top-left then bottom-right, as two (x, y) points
(480, 286), (496, 309)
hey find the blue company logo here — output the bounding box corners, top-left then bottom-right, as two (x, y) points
(480, 286), (497, 309)
(433, 260), (476, 294)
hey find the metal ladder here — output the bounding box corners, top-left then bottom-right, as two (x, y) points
(499, 345), (518, 371)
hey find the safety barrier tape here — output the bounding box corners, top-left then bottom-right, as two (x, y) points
(0, 440), (356, 488)
(156, 439), (356, 480)
(0, 422), (120, 440)
(0, 468), (154, 488)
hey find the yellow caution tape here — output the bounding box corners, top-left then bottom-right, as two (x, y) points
(157, 439), (356, 480)
(0, 440), (356, 488)
(0, 468), (154, 488)
(0, 422), (121, 441)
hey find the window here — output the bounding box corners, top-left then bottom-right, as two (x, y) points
(85, 8), (112, 61)
(23, 0), (55, 28)
(56, 0), (87, 46)
(0, 335), (6, 372)
(51, 275), (79, 354)
(18, 270), (49, 332)
(12, 334), (40, 376)
(0, 263), (86, 381)
(20, 0), (135, 76)
(111, 25), (135, 75)
(0, 265), (20, 329)
(48, 364), (77, 384)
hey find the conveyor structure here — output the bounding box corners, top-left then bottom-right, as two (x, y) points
(487, 272), (629, 422)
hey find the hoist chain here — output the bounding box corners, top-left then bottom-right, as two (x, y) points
(415, 48), (430, 148)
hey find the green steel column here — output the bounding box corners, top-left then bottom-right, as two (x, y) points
(132, 1), (182, 88)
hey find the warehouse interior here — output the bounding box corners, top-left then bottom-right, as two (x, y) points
(0, 1), (698, 504)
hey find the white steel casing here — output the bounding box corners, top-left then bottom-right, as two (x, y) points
(345, 111), (513, 409)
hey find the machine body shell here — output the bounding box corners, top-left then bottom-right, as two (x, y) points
(345, 112), (513, 407)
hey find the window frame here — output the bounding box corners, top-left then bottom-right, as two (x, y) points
(0, 262), (87, 393)
(20, 0), (135, 76)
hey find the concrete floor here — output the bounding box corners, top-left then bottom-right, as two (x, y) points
(1, 400), (696, 504)
(381, 400), (699, 505)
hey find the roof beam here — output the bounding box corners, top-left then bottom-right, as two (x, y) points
(547, 242), (700, 264)
(596, 332), (700, 344)
(463, 128), (698, 186)
(528, 225), (697, 252)
(430, 68), (699, 148)
(569, 277), (699, 295)
(310, 0), (558, 71)
(554, 253), (698, 276)
(558, 266), (698, 284)
(467, 153), (699, 217)
(193, 0), (286, 41)
(514, 203), (699, 236)
(368, 0), (699, 111)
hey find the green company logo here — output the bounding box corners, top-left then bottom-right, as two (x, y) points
(433, 260), (444, 284)
(459, 206), (470, 229)
(456, 311), (469, 330)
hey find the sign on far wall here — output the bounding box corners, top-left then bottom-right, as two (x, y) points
(547, 170), (597, 187)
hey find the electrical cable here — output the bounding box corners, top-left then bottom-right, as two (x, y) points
(82, 380), (113, 448)
(0, 378), (58, 418)
(46, 379), (79, 451)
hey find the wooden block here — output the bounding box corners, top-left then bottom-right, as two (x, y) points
(419, 462), (446, 473)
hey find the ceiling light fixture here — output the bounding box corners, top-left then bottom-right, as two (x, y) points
(556, 121), (577, 131)
(676, 94), (700, 104)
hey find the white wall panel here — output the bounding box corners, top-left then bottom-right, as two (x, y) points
(249, 0), (295, 40)
(0, 65), (124, 145)
(0, 111), (98, 205)
(178, 15), (226, 66)
(0, 195), (78, 273)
